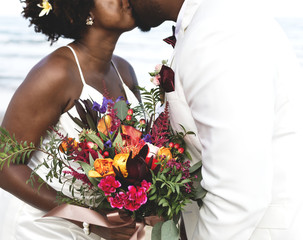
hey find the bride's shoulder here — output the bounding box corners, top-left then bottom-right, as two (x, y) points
(24, 47), (81, 89)
(17, 47), (82, 109)
(112, 54), (138, 89)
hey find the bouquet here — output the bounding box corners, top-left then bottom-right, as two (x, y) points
(0, 63), (203, 240)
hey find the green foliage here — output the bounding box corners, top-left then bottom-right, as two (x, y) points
(114, 100), (129, 121)
(0, 127), (37, 169)
(134, 86), (162, 122)
(148, 159), (194, 221)
(151, 220), (179, 240)
(0, 126), (104, 209)
(189, 161), (206, 207)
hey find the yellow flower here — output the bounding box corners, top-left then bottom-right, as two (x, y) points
(93, 158), (115, 177)
(113, 153), (129, 178)
(97, 115), (112, 136)
(37, 0), (52, 17)
(88, 170), (102, 178)
(157, 147), (172, 160)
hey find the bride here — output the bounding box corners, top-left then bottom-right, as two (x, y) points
(0, 0), (142, 239)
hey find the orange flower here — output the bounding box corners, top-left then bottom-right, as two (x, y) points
(157, 147), (172, 160)
(121, 125), (142, 141)
(93, 158), (115, 177)
(113, 153), (129, 178)
(97, 115), (112, 135)
(59, 138), (78, 153)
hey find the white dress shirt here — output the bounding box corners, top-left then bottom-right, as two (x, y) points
(168, 0), (303, 239)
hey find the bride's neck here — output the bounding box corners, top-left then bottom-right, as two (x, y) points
(72, 30), (121, 73)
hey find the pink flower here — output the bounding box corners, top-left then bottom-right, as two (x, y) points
(108, 192), (127, 209)
(150, 75), (160, 86)
(87, 141), (98, 150)
(123, 185), (149, 211)
(141, 180), (151, 191)
(98, 176), (121, 196)
(155, 64), (162, 72)
(127, 185), (139, 201)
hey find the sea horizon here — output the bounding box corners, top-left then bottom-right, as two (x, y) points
(1, 16), (303, 123)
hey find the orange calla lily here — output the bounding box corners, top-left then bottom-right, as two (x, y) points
(97, 115), (112, 135)
(94, 158), (115, 177)
(113, 153), (129, 178)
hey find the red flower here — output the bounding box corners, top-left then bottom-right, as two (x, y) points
(108, 192), (127, 209)
(72, 141), (99, 163)
(125, 183), (148, 211)
(124, 199), (142, 211)
(124, 185), (148, 211)
(145, 156), (158, 170)
(98, 176), (121, 196)
(159, 65), (175, 92)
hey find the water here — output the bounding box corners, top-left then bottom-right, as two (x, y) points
(0, 16), (174, 117)
(1, 16), (303, 118)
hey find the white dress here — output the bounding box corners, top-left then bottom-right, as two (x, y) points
(0, 45), (141, 240)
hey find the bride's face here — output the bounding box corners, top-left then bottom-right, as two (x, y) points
(92, 0), (135, 31)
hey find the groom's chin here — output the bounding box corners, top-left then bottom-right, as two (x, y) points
(131, 12), (152, 32)
(136, 23), (152, 32)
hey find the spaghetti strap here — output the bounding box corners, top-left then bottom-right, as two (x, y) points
(111, 61), (139, 107)
(111, 61), (126, 87)
(66, 45), (87, 86)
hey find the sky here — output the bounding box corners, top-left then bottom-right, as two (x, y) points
(0, 0), (303, 18)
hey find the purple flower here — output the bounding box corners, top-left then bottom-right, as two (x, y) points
(143, 134), (152, 143)
(92, 101), (101, 112)
(105, 140), (112, 148)
(99, 97), (113, 114)
(116, 96), (125, 102)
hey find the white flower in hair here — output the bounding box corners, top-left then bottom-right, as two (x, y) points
(37, 0), (53, 17)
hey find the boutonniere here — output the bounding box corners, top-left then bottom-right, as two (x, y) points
(149, 60), (175, 96)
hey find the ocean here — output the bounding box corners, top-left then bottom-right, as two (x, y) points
(1, 16), (303, 118)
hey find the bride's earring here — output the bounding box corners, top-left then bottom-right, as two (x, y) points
(86, 16), (94, 26)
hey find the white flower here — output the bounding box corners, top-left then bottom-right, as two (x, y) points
(146, 143), (160, 158)
(37, 0), (52, 17)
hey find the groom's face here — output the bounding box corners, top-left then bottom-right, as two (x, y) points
(128, 0), (166, 31)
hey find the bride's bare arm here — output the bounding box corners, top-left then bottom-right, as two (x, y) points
(0, 54), (76, 211)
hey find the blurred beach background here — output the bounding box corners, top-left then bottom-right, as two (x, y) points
(1, 0), (303, 124)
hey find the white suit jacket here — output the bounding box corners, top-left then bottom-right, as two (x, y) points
(167, 0), (303, 239)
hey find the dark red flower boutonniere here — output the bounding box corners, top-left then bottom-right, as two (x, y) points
(149, 60), (175, 93)
(159, 65), (175, 93)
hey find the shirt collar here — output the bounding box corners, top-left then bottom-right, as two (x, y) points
(174, 0), (203, 42)
(175, 0), (188, 41)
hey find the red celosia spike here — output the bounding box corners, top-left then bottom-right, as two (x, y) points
(151, 102), (170, 147)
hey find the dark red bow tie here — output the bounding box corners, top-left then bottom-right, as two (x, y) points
(163, 26), (176, 48)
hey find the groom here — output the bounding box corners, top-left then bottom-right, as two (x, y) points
(130, 0), (303, 239)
